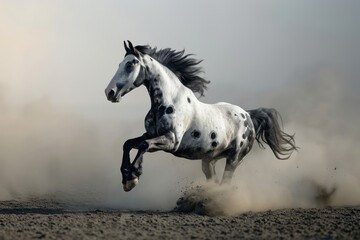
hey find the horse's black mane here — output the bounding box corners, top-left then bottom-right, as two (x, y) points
(129, 44), (210, 96)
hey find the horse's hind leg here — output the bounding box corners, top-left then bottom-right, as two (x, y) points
(222, 122), (256, 184)
(202, 159), (219, 183)
(221, 152), (244, 185)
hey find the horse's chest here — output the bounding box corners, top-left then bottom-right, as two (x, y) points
(145, 104), (176, 136)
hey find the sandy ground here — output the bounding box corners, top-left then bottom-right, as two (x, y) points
(0, 198), (359, 240)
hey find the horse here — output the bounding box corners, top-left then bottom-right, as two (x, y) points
(105, 41), (297, 192)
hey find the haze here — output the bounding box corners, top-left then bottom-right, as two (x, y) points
(1, 0), (359, 211)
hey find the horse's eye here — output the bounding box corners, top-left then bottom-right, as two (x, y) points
(125, 62), (133, 73)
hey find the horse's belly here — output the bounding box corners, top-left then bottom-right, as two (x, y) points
(173, 145), (219, 160)
(174, 137), (236, 160)
(174, 126), (236, 160)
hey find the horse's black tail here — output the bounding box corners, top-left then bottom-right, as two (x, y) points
(247, 108), (298, 160)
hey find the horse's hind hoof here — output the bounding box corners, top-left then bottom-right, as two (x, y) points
(123, 178), (138, 192)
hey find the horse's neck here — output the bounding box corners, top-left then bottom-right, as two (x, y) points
(145, 60), (184, 107)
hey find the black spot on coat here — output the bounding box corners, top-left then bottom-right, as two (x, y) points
(166, 106), (174, 114)
(191, 130), (201, 138)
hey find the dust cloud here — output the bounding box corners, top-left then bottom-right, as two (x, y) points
(0, 87), (200, 210)
(175, 68), (360, 215)
(1, 67), (359, 215)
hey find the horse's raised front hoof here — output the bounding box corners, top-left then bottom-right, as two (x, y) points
(123, 178), (138, 192)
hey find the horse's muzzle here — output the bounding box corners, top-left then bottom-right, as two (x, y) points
(106, 89), (120, 102)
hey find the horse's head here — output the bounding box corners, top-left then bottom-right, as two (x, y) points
(105, 41), (147, 102)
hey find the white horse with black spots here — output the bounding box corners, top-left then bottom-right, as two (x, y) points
(105, 41), (297, 192)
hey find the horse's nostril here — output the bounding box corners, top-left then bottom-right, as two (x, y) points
(107, 89), (115, 100)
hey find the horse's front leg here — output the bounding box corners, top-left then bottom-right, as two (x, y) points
(124, 132), (177, 192)
(121, 135), (147, 189)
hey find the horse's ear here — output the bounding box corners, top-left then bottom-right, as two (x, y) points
(128, 40), (142, 57)
(127, 40), (135, 51)
(124, 41), (130, 54)
(125, 40), (141, 57)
